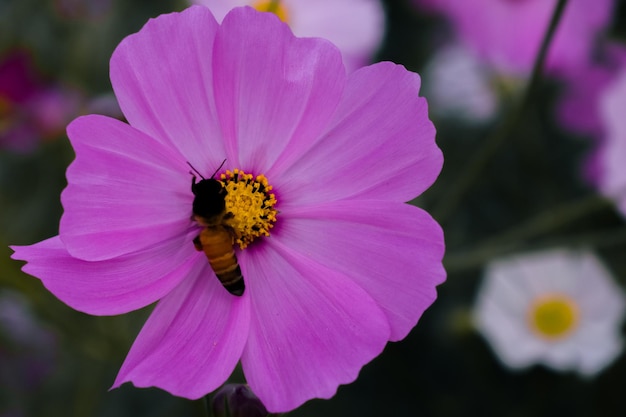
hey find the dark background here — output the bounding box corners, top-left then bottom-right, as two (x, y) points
(1, 0), (626, 416)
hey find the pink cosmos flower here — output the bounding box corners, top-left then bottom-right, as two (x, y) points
(557, 43), (626, 138)
(414, 0), (615, 76)
(555, 43), (626, 185)
(598, 66), (626, 215)
(10, 6), (445, 413)
(190, 0), (385, 72)
(0, 50), (81, 152)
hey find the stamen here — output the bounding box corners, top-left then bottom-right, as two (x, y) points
(527, 294), (579, 340)
(220, 169), (278, 249)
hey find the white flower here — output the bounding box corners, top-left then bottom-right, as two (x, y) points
(474, 248), (625, 377)
(599, 68), (626, 215)
(422, 43), (499, 123)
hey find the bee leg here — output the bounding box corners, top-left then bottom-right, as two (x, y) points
(193, 235), (202, 251)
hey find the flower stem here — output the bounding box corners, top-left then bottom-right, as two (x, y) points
(444, 194), (618, 272)
(431, 0), (570, 223)
(467, 194), (611, 248)
(446, 226), (626, 272)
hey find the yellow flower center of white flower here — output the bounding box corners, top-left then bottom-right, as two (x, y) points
(528, 294), (579, 340)
(252, 0), (289, 23)
(221, 169), (277, 249)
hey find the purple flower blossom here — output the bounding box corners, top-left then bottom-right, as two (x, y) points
(555, 43), (626, 185)
(414, 0), (615, 77)
(598, 66), (626, 215)
(11, 6), (445, 412)
(211, 384), (268, 417)
(557, 43), (626, 138)
(0, 50), (81, 152)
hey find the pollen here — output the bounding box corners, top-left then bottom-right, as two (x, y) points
(220, 169), (277, 249)
(527, 294), (579, 341)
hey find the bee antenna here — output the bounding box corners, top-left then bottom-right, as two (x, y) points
(210, 159), (227, 178)
(187, 159), (227, 179)
(186, 162), (206, 180)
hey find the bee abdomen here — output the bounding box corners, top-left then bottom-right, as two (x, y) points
(217, 265), (245, 296)
(210, 252), (245, 296)
(196, 227), (245, 296)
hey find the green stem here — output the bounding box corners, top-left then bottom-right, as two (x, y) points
(431, 0), (570, 223)
(445, 226), (626, 273)
(445, 194), (618, 272)
(463, 194), (613, 249)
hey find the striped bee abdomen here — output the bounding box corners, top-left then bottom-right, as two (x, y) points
(194, 226), (245, 296)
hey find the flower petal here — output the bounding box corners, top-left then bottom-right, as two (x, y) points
(276, 200), (445, 341)
(474, 248), (626, 376)
(10, 233), (199, 315)
(59, 115), (192, 261)
(272, 62), (442, 207)
(474, 289), (541, 369)
(239, 240), (390, 413)
(192, 0), (384, 72)
(110, 6), (228, 169)
(574, 325), (624, 376)
(212, 6), (345, 173)
(113, 261), (250, 399)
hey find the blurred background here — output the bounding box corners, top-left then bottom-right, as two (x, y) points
(2, 0), (626, 416)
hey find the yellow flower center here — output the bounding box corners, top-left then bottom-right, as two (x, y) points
(251, 0), (289, 23)
(220, 169), (277, 249)
(528, 294), (579, 340)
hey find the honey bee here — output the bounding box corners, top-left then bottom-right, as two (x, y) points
(188, 160), (244, 296)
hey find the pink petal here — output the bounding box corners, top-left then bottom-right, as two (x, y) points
(10, 233), (199, 315)
(277, 200), (445, 341)
(556, 63), (614, 138)
(239, 239), (390, 412)
(271, 62), (442, 207)
(212, 7), (345, 173)
(110, 6), (228, 170)
(59, 115), (192, 261)
(113, 263), (250, 399)
(421, 0), (614, 76)
(192, 0), (384, 72)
